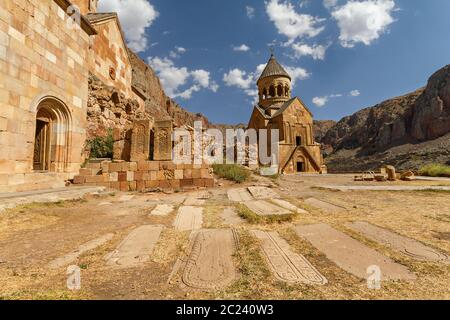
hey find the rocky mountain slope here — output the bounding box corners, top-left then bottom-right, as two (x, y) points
(318, 64), (450, 172)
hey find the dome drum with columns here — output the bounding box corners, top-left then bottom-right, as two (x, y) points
(248, 54), (327, 175)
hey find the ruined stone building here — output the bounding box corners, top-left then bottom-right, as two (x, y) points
(248, 54), (326, 174)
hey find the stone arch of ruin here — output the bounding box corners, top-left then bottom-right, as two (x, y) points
(32, 96), (72, 173)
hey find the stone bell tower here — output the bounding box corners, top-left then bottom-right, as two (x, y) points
(257, 54), (292, 111)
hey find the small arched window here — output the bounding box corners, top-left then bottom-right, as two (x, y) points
(269, 85), (275, 98)
(277, 85), (283, 97)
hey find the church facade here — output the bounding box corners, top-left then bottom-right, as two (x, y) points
(248, 54), (326, 174)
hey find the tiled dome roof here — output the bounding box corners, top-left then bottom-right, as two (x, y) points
(257, 54), (291, 83)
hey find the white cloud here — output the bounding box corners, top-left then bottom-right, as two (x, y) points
(148, 57), (218, 99)
(169, 46), (187, 59)
(246, 6), (255, 19)
(312, 96), (328, 107)
(331, 0), (396, 48)
(233, 44), (251, 52)
(312, 92), (343, 107)
(350, 89), (361, 96)
(284, 66), (310, 86)
(223, 69), (254, 90)
(176, 46), (187, 53)
(98, 0), (158, 53)
(265, 0), (325, 43)
(291, 43), (327, 60)
(323, 0), (338, 9)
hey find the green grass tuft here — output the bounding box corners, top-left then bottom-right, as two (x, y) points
(236, 203), (294, 224)
(212, 164), (250, 183)
(419, 164), (450, 178)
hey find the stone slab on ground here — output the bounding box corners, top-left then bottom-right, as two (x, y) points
(220, 207), (244, 225)
(348, 221), (450, 263)
(49, 233), (114, 269)
(105, 225), (163, 268)
(294, 224), (416, 280)
(271, 199), (308, 214)
(319, 185), (450, 192)
(181, 229), (239, 291)
(173, 206), (203, 232)
(227, 188), (253, 202)
(252, 230), (327, 285)
(245, 200), (292, 216)
(184, 191), (211, 206)
(304, 198), (346, 213)
(150, 204), (175, 216)
(0, 187), (107, 213)
(118, 195), (135, 202)
(247, 186), (279, 199)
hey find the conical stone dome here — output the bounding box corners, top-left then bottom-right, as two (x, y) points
(257, 54), (291, 85)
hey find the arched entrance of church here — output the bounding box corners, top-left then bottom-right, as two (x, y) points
(33, 97), (71, 172)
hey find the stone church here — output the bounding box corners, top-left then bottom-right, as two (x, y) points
(0, 0), (146, 192)
(248, 54), (326, 174)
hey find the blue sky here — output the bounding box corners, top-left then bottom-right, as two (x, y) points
(99, 0), (450, 125)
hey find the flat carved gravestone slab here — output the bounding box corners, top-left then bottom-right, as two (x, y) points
(227, 188), (253, 202)
(304, 198), (345, 213)
(294, 224), (416, 280)
(105, 225), (163, 268)
(49, 234), (114, 269)
(182, 229), (239, 291)
(184, 191), (211, 206)
(271, 199), (307, 214)
(348, 222), (449, 263)
(173, 206), (203, 231)
(150, 204), (174, 216)
(245, 200), (291, 216)
(252, 230), (327, 285)
(247, 186), (279, 199)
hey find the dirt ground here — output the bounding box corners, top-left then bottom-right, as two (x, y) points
(0, 174), (449, 300)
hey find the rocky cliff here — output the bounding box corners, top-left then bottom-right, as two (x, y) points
(319, 64), (450, 172)
(128, 50), (211, 128)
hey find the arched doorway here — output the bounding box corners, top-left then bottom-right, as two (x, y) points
(33, 98), (71, 172)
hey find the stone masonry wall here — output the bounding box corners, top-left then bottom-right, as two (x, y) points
(0, 0), (92, 192)
(73, 160), (214, 192)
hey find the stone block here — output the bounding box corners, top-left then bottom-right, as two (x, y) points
(128, 181), (137, 192)
(145, 180), (159, 189)
(180, 179), (194, 188)
(109, 172), (119, 182)
(130, 120), (153, 162)
(154, 120), (173, 161)
(200, 168), (211, 179)
(184, 169), (193, 179)
(109, 162), (123, 172)
(174, 170), (183, 180)
(204, 179), (214, 188)
(194, 179), (205, 188)
(126, 171), (134, 182)
(85, 175), (105, 183)
(192, 169), (201, 179)
(148, 161), (160, 171)
(110, 181), (120, 190)
(119, 181), (128, 192)
(136, 180), (146, 191)
(127, 162), (138, 172)
(118, 172), (127, 182)
(73, 175), (85, 184)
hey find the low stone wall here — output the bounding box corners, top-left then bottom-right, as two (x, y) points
(72, 160), (214, 192)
